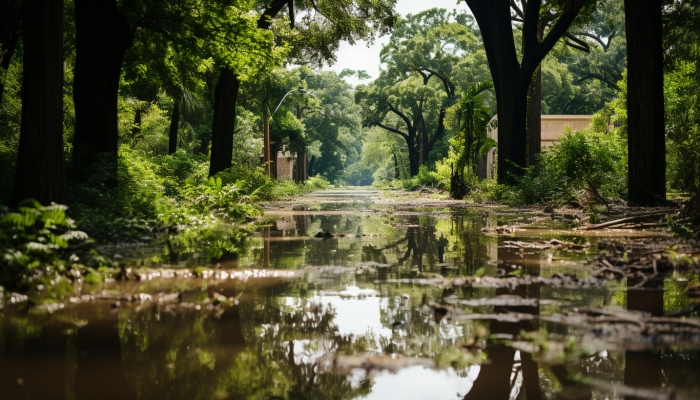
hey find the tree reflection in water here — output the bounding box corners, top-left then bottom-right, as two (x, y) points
(116, 283), (375, 400)
(464, 269), (542, 400)
(623, 274), (664, 400)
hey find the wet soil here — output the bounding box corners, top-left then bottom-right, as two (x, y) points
(2, 189), (700, 400)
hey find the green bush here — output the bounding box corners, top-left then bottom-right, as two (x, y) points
(399, 165), (440, 191)
(306, 175), (331, 190)
(511, 127), (627, 205)
(215, 163), (272, 197)
(0, 200), (106, 292)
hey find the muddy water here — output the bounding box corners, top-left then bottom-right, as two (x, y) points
(2, 190), (699, 400)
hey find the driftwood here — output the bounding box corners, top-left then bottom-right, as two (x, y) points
(582, 211), (670, 230)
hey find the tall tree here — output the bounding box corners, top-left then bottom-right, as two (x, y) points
(357, 10), (477, 176)
(11, 0), (66, 205)
(625, 0), (665, 205)
(71, 0), (134, 181)
(356, 74), (443, 177)
(381, 11), (476, 166)
(208, 0), (396, 177)
(72, 0), (273, 181)
(463, 0), (592, 183)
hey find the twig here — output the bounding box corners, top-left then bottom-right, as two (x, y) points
(582, 211), (671, 230)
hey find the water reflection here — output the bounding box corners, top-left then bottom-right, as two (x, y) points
(2, 203), (700, 399)
(623, 275), (664, 400)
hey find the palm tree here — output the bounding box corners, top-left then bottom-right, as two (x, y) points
(450, 81), (495, 199)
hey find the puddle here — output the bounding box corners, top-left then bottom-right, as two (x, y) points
(1, 190), (699, 399)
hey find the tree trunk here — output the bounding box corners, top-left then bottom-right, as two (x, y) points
(131, 107), (141, 139)
(270, 142), (278, 179)
(466, 0), (583, 184)
(168, 99), (179, 154)
(407, 133), (419, 176)
(495, 82), (529, 183)
(0, 0), (21, 104)
(307, 155), (315, 177)
(393, 150), (400, 179)
(526, 21), (546, 168)
(294, 104), (306, 183)
(295, 151), (306, 183)
(208, 68), (239, 176)
(72, 0), (133, 181)
(418, 111), (428, 167)
(263, 108), (271, 177)
(11, 0), (66, 205)
(625, 0), (666, 206)
(526, 66), (542, 167)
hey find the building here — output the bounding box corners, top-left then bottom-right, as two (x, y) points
(483, 114), (594, 179)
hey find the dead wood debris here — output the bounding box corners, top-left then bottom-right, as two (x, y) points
(108, 267), (297, 282)
(318, 354), (435, 374)
(481, 225), (518, 235)
(382, 273), (605, 291)
(434, 307), (700, 351)
(592, 253), (698, 287)
(502, 239), (587, 251)
(586, 379), (697, 400)
(582, 210), (673, 230)
(443, 294), (558, 308)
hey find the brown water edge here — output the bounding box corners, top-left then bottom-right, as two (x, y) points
(2, 189), (700, 400)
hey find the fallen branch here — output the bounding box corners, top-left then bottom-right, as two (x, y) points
(582, 211), (671, 230)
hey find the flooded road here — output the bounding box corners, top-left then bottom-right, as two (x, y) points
(2, 190), (699, 400)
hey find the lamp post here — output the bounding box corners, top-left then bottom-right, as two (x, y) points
(264, 87), (306, 178)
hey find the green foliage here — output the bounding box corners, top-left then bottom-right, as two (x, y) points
(0, 200), (104, 292)
(665, 61), (700, 195)
(399, 165), (442, 190)
(305, 176), (331, 190)
(511, 128), (627, 205)
(446, 81), (495, 198)
(167, 221), (250, 262)
(0, 42), (22, 205)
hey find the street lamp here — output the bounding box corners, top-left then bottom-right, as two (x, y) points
(264, 87), (308, 178)
(272, 87), (307, 116)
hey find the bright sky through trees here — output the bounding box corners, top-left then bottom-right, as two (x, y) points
(326, 0), (468, 86)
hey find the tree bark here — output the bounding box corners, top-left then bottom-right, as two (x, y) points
(295, 151), (306, 183)
(72, 0), (133, 181)
(168, 100), (179, 154)
(625, 0), (666, 206)
(208, 68), (239, 176)
(527, 66), (542, 167)
(407, 133), (419, 176)
(11, 0), (66, 206)
(495, 82), (530, 183)
(466, 0), (584, 184)
(307, 155), (315, 177)
(526, 21), (546, 168)
(263, 107), (271, 177)
(393, 150), (400, 179)
(270, 142), (278, 179)
(131, 107), (141, 139)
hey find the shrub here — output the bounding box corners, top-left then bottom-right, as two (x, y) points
(510, 127), (627, 205)
(306, 175), (331, 190)
(0, 200), (105, 292)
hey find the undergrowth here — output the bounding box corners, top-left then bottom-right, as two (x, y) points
(381, 125), (628, 207)
(0, 200), (108, 294)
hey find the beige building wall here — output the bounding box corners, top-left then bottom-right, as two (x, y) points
(540, 115), (593, 147)
(483, 114), (594, 178)
(276, 150), (295, 181)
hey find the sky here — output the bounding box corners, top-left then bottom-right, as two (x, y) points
(323, 0), (470, 87)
